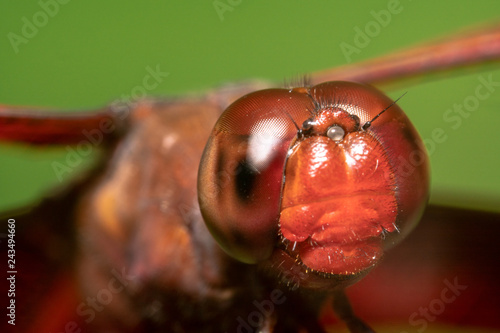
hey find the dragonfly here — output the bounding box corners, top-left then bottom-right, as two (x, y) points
(1, 7), (500, 333)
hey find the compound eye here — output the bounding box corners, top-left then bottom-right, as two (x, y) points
(326, 125), (345, 142)
(198, 88), (315, 264)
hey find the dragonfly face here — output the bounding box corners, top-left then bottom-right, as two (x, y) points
(198, 81), (429, 290)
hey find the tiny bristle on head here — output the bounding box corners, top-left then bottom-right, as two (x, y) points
(316, 92), (352, 111)
(283, 75), (311, 89)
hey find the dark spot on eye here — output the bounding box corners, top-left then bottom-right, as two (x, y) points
(350, 114), (361, 130)
(235, 160), (259, 201)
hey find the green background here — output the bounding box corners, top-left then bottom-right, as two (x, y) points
(0, 0), (499, 213)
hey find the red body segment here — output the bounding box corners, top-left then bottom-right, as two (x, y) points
(280, 133), (397, 275)
(0, 105), (126, 144)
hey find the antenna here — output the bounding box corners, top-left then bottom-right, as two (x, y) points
(362, 92), (407, 130)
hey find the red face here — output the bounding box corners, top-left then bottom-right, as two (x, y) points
(198, 81), (429, 289)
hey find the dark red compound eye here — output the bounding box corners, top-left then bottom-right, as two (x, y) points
(198, 81), (429, 288)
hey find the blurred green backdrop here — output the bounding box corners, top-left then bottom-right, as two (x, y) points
(0, 1), (499, 213)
